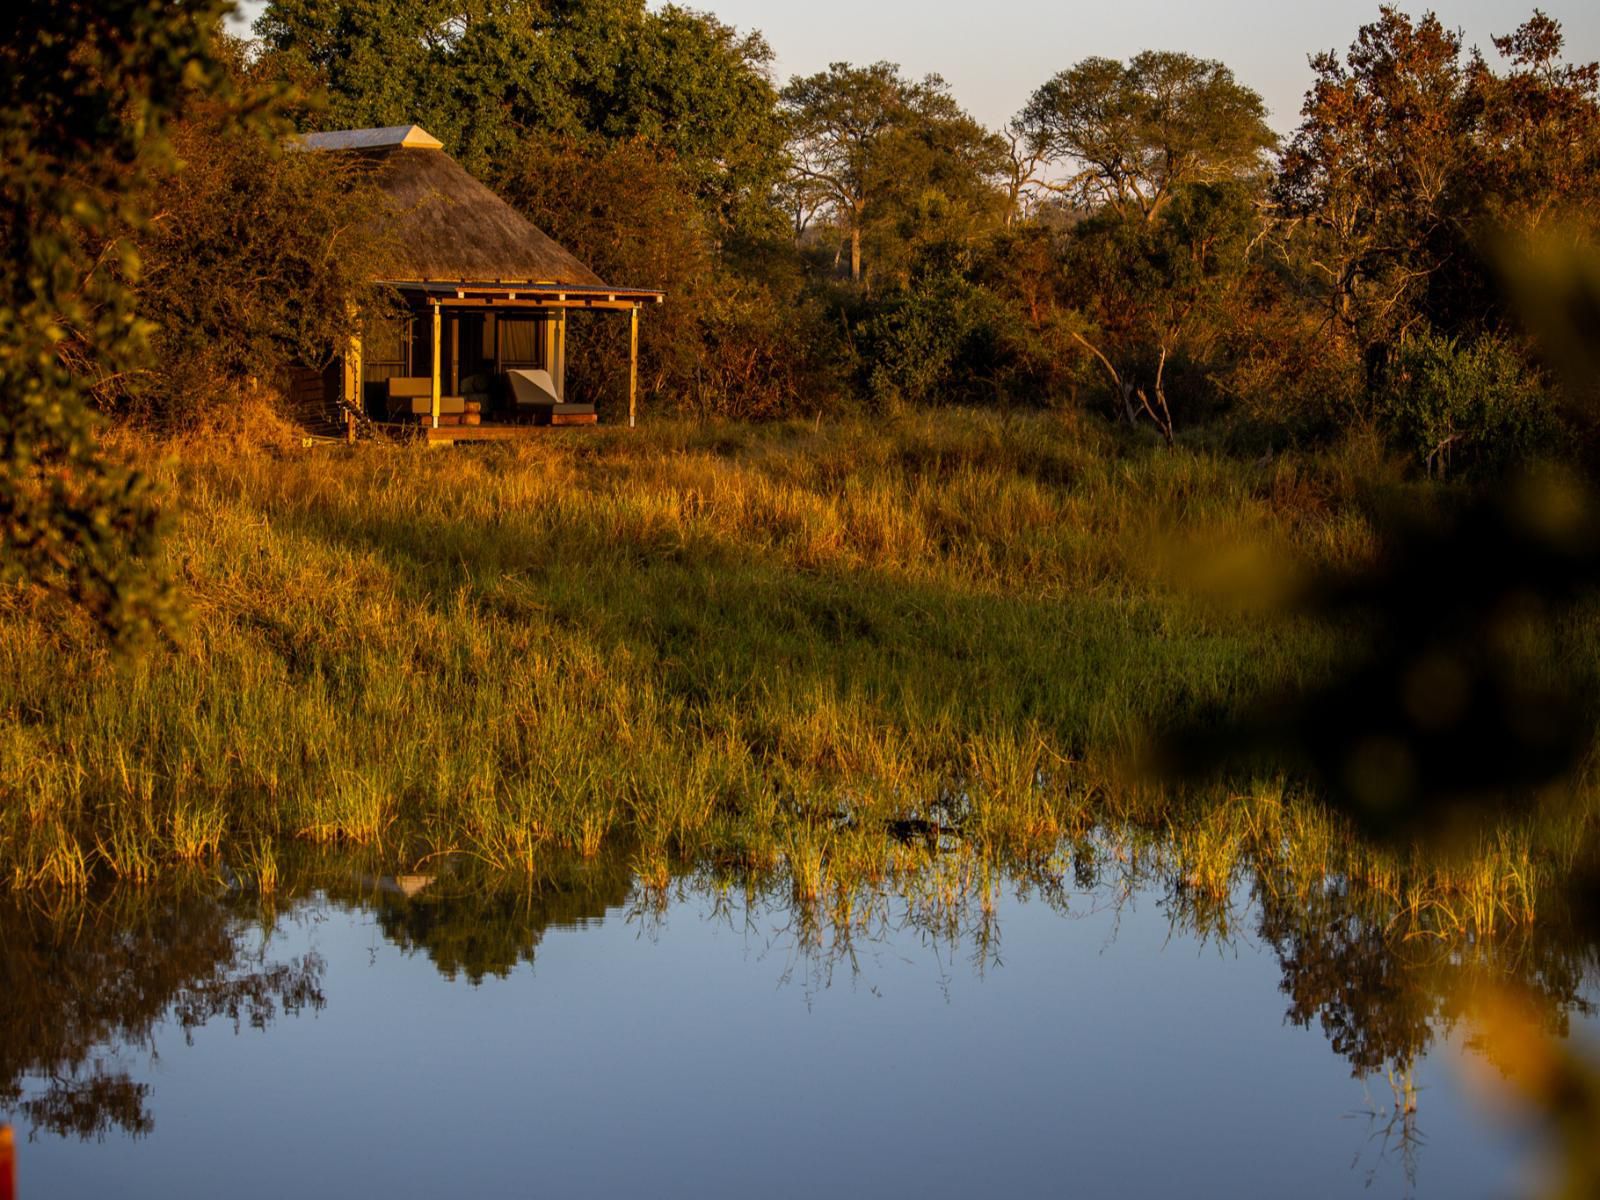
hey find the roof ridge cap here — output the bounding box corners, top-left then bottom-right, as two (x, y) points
(291, 125), (444, 152)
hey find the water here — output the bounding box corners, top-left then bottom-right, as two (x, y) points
(3, 847), (1592, 1199)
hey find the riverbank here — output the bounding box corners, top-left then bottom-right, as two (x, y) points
(0, 410), (1590, 932)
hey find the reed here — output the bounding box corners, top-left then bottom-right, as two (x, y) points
(237, 837), (281, 896)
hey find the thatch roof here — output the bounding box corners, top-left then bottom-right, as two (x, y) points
(300, 126), (606, 289)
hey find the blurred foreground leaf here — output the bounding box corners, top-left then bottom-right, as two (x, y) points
(1158, 234), (1600, 1196)
(1161, 471), (1600, 843)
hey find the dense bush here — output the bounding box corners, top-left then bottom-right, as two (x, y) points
(1207, 268), (1366, 452)
(681, 284), (834, 420)
(129, 64), (394, 425)
(856, 272), (1004, 409)
(499, 137), (835, 419)
(1, 0), (233, 639)
(1372, 330), (1562, 478)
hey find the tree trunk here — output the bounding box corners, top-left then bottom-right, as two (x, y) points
(850, 224), (862, 283)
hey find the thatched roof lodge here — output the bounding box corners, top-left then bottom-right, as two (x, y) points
(291, 125), (663, 442)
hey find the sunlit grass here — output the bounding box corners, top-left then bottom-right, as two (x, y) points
(0, 409), (1591, 939)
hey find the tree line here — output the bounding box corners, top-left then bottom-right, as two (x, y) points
(3, 2), (1599, 630)
(247, 1), (1599, 468)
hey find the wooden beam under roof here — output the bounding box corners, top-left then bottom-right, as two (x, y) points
(423, 299), (652, 312)
(383, 280), (663, 305)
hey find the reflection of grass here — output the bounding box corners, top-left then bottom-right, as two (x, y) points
(0, 411), (1591, 936)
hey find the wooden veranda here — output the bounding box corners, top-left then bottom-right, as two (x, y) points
(346, 281), (663, 444)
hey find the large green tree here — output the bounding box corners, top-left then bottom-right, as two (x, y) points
(1018, 51), (1275, 224)
(781, 62), (1007, 285)
(256, 0), (574, 166)
(598, 6), (786, 247)
(255, 0), (786, 242)
(1007, 51), (1273, 437)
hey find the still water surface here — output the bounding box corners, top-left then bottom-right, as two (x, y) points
(3, 847), (1592, 1199)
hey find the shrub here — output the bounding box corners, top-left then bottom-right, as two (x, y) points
(858, 271), (1032, 410)
(683, 284), (837, 420)
(1, 0), (232, 639)
(1373, 330), (1562, 478)
(128, 46), (394, 426)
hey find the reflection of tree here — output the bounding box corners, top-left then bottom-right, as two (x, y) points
(1248, 874), (1598, 1079)
(807, 829), (1598, 1089)
(1349, 1069), (1424, 1198)
(351, 856), (636, 985)
(641, 834), (1597, 1084)
(16, 1071), (155, 1142)
(3, 838), (1592, 1168)
(577, 836), (1600, 1092)
(1255, 879), (1437, 1075)
(1065, 829), (1600, 1084)
(0, 890), (324, 1141)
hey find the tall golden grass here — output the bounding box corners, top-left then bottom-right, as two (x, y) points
(0, 409), (1588, 937)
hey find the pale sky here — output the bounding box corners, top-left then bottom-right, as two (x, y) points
(229, 1), (1600, 133)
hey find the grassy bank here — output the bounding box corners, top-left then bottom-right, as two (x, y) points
(0, 409), (1590, 932)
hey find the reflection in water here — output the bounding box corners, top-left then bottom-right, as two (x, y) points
(1247, 869), (1596, 1079)
(1, 833), (1595, 1182)
(0, 887), (324, 1140)
(342, 855), (635, 985)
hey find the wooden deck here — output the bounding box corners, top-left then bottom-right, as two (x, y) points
(374, 419), (598, 445)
